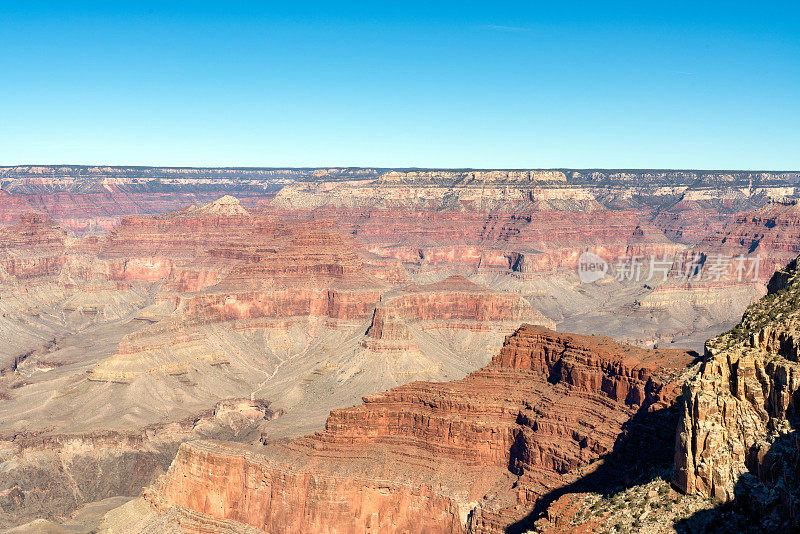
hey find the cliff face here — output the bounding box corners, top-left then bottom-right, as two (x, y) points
(272, 169), (800, 212)
(350, 210), (681, 274)
(700, 200), (800, 281)
(674, 256), (800, 523)
(531, 253), (800, 532)
(374, 275), (552, 324)
(0, 213), (68, 279)
(0, 399), (279, 530)
(185, 228), (387, 322)
(140, 325), (696, 533)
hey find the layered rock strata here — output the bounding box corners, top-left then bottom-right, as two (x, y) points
(0, 213), (68, 279)
(1, 197), (556, 528)
(139, 325), (696, 533)
(700, 199), (800, 281)
(674, 256), (800, 527)
(0, 399), (279, 530)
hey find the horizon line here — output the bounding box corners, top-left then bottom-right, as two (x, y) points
(2, 164), (800, 174)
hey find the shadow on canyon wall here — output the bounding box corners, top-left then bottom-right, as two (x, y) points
(674, 429), (800, 534)
(507, 396), (800, 534)
(505, 396), (687, 533)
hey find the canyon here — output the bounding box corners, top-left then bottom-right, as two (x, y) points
(111, 257), (800, 534)
(120, 325), (697, 533)
(531, 254), (800, 533)
(2, 166), (800, 532)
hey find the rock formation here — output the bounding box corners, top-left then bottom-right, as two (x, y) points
(3, 167), (800, 531)
(126, 325), (696, 533)
(528, 254), (800, 532)
(700, 199), (800, 281)
(673, 256), (800, 528)
(0, 198), (558, 528)
(0, 213), (68, 279)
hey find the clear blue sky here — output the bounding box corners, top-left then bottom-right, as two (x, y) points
(1, 1), (798, 169)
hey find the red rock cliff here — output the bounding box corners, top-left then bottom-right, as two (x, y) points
(143, 325), (696, 533)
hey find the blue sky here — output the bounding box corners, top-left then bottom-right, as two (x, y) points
(1, 1), (798, 169)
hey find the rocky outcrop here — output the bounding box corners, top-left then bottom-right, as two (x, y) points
(0, 399), (279, 529)
(674, 256), (800, 526)
(361, 304), (420, 353)
(359, 275), (554, 359)
(185, 229), (388, 322)
(180, 195), (250, 217)
(100, 200), (286, 263)
(139, 325), (696, 533)
(636, 280), (767, 327)
(272, 169), (799, 218)
(375, 275), (553, 326)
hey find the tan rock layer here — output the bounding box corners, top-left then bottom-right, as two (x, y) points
(674, 255), (800, 523)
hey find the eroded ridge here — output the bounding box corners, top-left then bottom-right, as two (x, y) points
(136, 325), (696, 534)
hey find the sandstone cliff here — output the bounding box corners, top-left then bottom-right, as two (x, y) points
(673, 255), (800, 528)
(530, 254), (800, 533)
